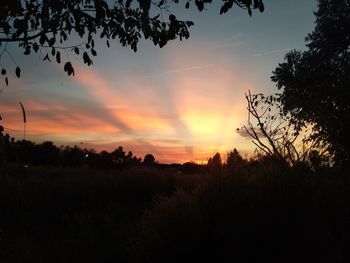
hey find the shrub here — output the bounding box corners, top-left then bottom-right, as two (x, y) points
(131, 167), (350, 263)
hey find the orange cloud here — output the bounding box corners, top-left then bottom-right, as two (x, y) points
(73, 65), (177, 136)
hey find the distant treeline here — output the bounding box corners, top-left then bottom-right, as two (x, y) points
(0, 129), (256, 174)
(0, 133), (161, 169)
(0, 128), (153, 166)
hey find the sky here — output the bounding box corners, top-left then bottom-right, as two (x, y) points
(0, 0), (318, 163)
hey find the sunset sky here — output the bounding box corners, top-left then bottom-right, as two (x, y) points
(0, 0), (317, 163)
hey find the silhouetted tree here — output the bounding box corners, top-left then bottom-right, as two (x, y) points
(207, 152), (222, 173)
(271, 0), (350, 164)
(240, 91), (331, 166)
(0, 0), (264, 84)
(0, 124), (16, 163)
(38, 141), (61, 165)
(127, 151), (142, 167)
(61, 145), (86, 166)
(111, 146), (126, 165)
(225, 148), (246, 173)
(143, 153), (155, 166)
(110, 146), (142, 167)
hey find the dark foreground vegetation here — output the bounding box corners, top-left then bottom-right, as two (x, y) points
(0, 155), (349, 263)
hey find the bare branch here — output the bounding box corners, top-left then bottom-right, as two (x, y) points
(241, 90), (332, 166)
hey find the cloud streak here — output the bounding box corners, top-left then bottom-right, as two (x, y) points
(253, 48), (291, 57)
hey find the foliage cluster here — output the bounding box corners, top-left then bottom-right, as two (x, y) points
(272, 0), (350, 164)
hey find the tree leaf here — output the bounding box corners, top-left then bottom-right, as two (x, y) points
(39, 34), (47, 45)
(83, 52), (92, 66)
(24, 47), (30, 55)
(196, 0), (204, 11)
(125, 0), (132, 8)
(64, 61), (75, 76)
(169, 14), (176, 22)
(33, 43), (39, 53)
(48, 37), (55, 46)
(259, 3), (264, 12)
(15, 67), (21, 78)
(56, 51), (61, 63)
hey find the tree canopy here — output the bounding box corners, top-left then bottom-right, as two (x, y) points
(143, 153), (155, 166)
(271, 0), (350, 164)
(0, 0), (264, 84)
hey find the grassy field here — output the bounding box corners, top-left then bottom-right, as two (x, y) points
(0, 162), (349, 263)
